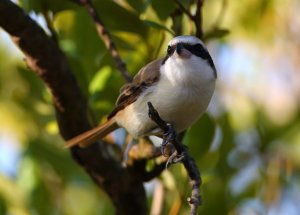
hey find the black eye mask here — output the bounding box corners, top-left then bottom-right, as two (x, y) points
(163, 43), (216, 73)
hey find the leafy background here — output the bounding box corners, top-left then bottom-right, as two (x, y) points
(0, 0), (300, 214)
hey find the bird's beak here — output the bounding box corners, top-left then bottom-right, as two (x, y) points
(176, 43), (183, 54)
(176, 43), (191, 58)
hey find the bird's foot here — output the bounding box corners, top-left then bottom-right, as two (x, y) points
(166, 150), (186, 168)
(161, 123), (177, 156)
(147, 101), (186, 167)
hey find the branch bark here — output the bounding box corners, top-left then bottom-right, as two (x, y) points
(0, 1), (146, 214)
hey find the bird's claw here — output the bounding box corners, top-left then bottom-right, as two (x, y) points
(161, 142), (168, 157)
(147, 102), (185, 167)
(161, 123), (176, 157)
(166, 150), (186, 168)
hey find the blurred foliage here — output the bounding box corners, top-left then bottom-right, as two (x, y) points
(0, 0), (300, 214)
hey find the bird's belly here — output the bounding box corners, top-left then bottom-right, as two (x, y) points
(149, 85), (211, 132)
(116, 81), (214, 138)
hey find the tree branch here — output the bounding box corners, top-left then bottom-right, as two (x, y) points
(147, 102), (202, 215)
(0, 1), (146, 214)
(71, 0), (132, 82)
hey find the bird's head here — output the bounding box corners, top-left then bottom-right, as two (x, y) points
(162, 35), (217, 78)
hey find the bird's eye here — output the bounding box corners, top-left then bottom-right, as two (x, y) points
(167, 46), (173, 55)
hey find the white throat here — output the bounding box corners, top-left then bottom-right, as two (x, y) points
(162, 54), (215, 86)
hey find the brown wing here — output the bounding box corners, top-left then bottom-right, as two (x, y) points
(108, 58), (162, 119)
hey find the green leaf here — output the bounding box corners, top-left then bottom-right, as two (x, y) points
(89, 66), (112, 93)
(183, 113), (216, 158)
(89, 66), (123, 118)
(151, 0), (176, 20)
(19, 0), (42, 13)
(200, 177), (228, 215)
(54, 9), (107, 91)
(19, 0), (76, 14)
(215, 113), (235, 174)
(0, 195), (7, 215)
(23, 140), (82, 181)
(125, 0), (149, 13)
(93, 0), (147, 36)
(143, 20), (175, 35)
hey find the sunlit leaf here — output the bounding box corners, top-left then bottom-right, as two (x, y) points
(45, 120), (59, 135)
(54, 9), (106, 91)
(89, 66), (112, 94)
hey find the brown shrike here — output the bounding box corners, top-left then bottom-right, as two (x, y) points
(66, 35), (217, 148)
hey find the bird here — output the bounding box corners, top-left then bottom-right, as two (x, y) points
(65, 35), (217, 149)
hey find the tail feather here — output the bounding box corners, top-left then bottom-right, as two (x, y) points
(65, 119), (119, 148)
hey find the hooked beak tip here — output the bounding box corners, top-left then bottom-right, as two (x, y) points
(174, 43), (191, 59)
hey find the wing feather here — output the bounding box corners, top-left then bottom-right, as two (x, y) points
(108, 58), (162, 119)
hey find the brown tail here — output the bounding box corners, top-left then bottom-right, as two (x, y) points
(65, 118), (119, 148)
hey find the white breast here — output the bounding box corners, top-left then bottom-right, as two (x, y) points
(116, 55), (216, 138)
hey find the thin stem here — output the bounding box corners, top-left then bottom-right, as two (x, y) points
(174, 0), (194, 20)
(173, 0), (204, 39)
(195, 0), (204, 38)
(71, 0), (132, 82)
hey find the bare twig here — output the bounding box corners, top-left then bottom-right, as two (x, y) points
(174, 0), (194, 20)
(147, 102), (202, 215)
(173, 0), (204, 38)
(71, 0), (132, 82)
